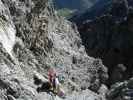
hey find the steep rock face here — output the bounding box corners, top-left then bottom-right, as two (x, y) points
(0, 0), (108, 100)
(75, 0), (133, 86)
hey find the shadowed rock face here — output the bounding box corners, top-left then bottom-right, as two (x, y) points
(74, 0), (133, 86)
(0, 0), (108, 100)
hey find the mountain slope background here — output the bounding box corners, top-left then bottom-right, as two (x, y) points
(53, 0), (98, 18)
(71, 0), (133, 87)
(70, 0), (112, 23)
(69, 0), (133, 99)
(54, 0), (98, 11)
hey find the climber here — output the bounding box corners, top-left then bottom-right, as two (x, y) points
(48, 68), (65, 98)
(48, 68), (61, 91)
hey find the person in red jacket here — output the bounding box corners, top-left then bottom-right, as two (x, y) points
(48, 68), (57, 91)
(48, 68), (65, 98)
